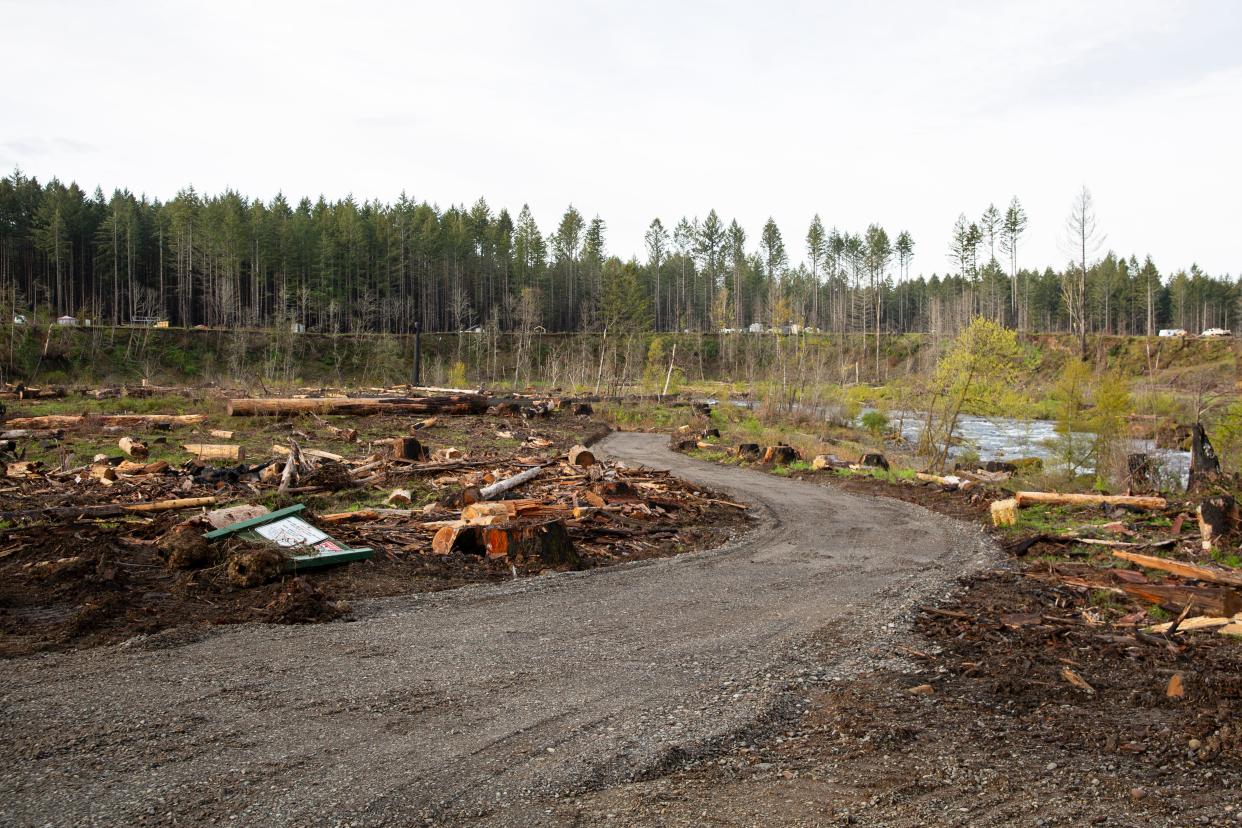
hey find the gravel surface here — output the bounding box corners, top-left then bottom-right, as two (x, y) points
(0, 432), (993, 827)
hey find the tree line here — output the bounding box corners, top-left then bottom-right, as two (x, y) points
(0, 169), (1235, 337)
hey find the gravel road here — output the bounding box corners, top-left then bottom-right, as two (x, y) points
(0, 432), (993, 827)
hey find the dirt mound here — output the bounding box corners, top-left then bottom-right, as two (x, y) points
(301, 460), (355, 491)
(225, 546), (287, 587)
(158, 519), (216, 570)
(259, 577), (348, 624)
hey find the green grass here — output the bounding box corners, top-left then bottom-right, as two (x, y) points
(1211, 550), (1242, 569)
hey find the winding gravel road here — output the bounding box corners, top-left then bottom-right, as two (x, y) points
(1, 432), (993, 827)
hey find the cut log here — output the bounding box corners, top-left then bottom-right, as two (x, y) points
(567, 445), (596, 467)
(1112, 550), (1242, 587)
(0, 496), (217, 522)
(1013, 492), (1167, 510)
(991, 497), (1018, 527)
(1197, 495), (1239, 552)
(4, 414), (206, 429)
(432, 447), (464, 462)
(1146, 613), (1242, 634)
(118, 436), (148, 458)
(391, 436), (429, 461)
(1187, 423), (1222, 493)
(386, 488), (413, 506)
(431, 521), (469, 554)
(5, 461), (40, 478)
(1120, 583), (1242, 617)
(209, 429), (236, 440)
(413, 417), (438, 430)
(90, 463), (117, 483)
(115, 459), (169, 475)
(916, 472), (970, 490)
(183, 443), (244, 461)
(762, 444), (800, 465)
(227, 395), (489, 417)
(478, 465), (543, 501)
(0, 428), (63, 440)
(811, 454), (845, 471)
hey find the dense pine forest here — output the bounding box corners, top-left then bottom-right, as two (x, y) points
(0, 169), (1235, 337)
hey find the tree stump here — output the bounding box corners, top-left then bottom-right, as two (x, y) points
(671, 438), (699, 452)
(1197, 495), (1239, 551)
(392, 436), (429, 461)
(572, 402), (594, 417)
(762, 444), (801, 465)
(472, 518), (580, 568)
(736, 443), (761, 460)
(701, 427), (721, 439)
(1188, 424), (1221, 493)
(860, 452), (890, 471)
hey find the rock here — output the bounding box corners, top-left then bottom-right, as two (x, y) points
(859, 452), (889, 471)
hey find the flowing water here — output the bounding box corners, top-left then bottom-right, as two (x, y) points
(878, 410), (1190, 487)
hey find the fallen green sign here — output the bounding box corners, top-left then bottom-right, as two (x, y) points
(203, 503), (373, 571)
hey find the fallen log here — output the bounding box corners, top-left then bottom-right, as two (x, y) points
(209, 429), (236, 440)
(118, 436), (148, 458)
(916, 472), (971, 491)
(1112, 550), (1242, 587)
(184, 443), (245, 461)
(1120, 583), (1242, 617)
(0, 428), (63, 440)
(1014, 491), (1167, 510)
(567, 445), (596, 467)
(477, 465), (543, 501)
(4, 413), (206, 429)
(0, 496), (217, 522)
(226, 394), (489, 417)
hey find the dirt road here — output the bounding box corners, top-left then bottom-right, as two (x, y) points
(0, 432), (992, 827)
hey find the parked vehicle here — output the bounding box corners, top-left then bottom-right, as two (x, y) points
(1201, 328), (1233, 338)
(1157, 328), (1188, 337)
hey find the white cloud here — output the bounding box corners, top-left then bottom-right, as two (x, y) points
(1, 0), (1238, 275)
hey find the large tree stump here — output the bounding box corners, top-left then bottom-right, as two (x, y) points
(762, 444), (801, 465)
(467, 518), (580, 568)
(1197, 494), (1239, 552)
(391, 436), (429, 461)
(860, 452), (890, 471)
(736, 443), (761, 460)
(1188, 423), (1222, 493)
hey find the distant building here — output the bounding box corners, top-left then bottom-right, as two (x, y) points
(747, 322), (764, 334)
(56, 315), (78, 326)
(291, 322), (306, 334)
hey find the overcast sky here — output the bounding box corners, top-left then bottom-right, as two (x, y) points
(2, 0), (1239, 277)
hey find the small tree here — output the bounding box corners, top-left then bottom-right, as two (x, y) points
(920, 317), (1023, 470)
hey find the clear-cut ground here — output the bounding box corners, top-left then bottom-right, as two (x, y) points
(0, 432), (991, 826)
